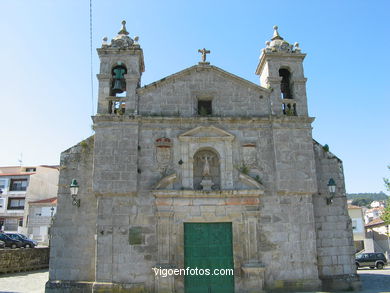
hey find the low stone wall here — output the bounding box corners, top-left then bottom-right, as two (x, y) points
(0, 247), (49, 273)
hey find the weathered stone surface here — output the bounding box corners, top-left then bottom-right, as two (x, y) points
(0, 247), (49, 273)
(47, 25), (359, 293)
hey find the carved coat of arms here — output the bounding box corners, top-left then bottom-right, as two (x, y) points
(155, 138), (172, 170)
(242, 143), (257, 167)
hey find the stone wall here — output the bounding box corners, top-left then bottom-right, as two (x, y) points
(312, 141), (360, 290)
(0, 247), (49, 273)
(137, 65), (270, 118)
(47, 136), (97, 284)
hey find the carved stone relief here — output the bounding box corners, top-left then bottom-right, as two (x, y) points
(155, 138), (172, 172)
(242, 143), (257, 167)
(193, 149), (220, 190)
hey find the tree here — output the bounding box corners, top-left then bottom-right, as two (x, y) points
(352, 198), (372, 207)
(384, 165), (390, 192)
(380, 166), (390, 240)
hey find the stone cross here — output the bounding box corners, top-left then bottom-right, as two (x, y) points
(198, 48), (210, 62)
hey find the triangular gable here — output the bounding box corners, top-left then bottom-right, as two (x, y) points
(178, 126), (235, 142)
(137, 65), (270, 95)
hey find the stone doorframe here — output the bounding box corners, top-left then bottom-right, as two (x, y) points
(152, 189), (265, 293)
(178, 126), (235, 190)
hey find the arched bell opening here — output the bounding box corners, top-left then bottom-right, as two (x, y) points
(279, 68), (293, 99)
(110, 63), (127, 97)
(193, 148), (220, 190)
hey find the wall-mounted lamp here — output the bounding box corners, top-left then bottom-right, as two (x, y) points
(326, 178), (336, 205)
(70, 179), (80, 207)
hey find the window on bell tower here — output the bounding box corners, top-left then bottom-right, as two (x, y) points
(279, 68), (293, 99)
(111, 64), (127, 97)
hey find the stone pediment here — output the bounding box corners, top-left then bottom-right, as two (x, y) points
(137, 65), (270, 95)
(178, 126), (235, 142)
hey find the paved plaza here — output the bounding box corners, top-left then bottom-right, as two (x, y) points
(0, 268), (389, 293)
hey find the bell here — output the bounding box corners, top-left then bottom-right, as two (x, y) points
(112, 79), (124, 93)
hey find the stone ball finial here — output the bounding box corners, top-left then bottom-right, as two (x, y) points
(102, 36), (108, 47)
(265, 41), (270, 46)
(273, 25), (278, 30)
(294, 42), (299, 47)
(118, 20), (129, 35)
(134, 36), (139, 42)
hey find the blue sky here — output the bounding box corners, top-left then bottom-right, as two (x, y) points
(0, 0), (389, 194)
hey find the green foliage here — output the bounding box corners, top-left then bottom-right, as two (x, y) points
(384, 165), (390, 192)
(347, 192), (388, 201)
(381, 199), (390, 225)
(322, 144), (329, 152)
(199, 106), (209, 116)
(254, 175), (262, 184)
(381, 166), (390, 226)
(285, 108), (295, 116)
(80, 140), (89, 149)
(237, 163), (249, 175)
(351, 198), (372, 208)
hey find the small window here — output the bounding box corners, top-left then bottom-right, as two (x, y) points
(0, 180), (6, 189)
(279, 68), (293, 99)
(25, 167), (36, 172)
(7, 198), (25, 210)
(10, 179), (27, 191)
(0, 198), (4, 209)
(198, 100), (212, 116)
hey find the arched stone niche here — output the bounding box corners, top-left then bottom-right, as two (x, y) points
(178, 126), (234, 189)
(193, 148), (220, 190)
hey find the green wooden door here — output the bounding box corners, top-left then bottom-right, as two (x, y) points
(184, 222), (234, 293)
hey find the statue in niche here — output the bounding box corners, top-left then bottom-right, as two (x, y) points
(201, 154), (214, 177)
(193, 150), (220, 190)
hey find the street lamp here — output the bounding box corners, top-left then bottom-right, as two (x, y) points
(70, 179), (80, 207)
(327, 178), (336, 205)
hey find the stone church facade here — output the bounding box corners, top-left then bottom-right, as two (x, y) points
(46, 22), (360, 292)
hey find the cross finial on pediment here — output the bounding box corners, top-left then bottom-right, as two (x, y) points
(198, 48), (211, 64)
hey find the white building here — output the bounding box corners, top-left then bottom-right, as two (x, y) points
(347, 205), (365, 252)
(27, 197), (57, 245)
(0, 165), (59, 234)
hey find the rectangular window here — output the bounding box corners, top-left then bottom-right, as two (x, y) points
(197, 100), (212, 116)
(0, 179), (6, 189)
(10, 179), (28, 191)
(7, 198), (25, 210)
(0, 198), (4, 209)
(25, 167), (36, 172)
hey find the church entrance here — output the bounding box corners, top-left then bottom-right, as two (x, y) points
(184, 222), (234, 293)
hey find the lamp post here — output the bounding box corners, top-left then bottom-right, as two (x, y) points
(327, 178), (336, 205)
(70, 179), (80, 207)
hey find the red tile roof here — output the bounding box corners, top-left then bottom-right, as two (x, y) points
(365, 218), (385, 228)
(348, 205), (362, 209)
(29, 197), (57, 204)
(0, 172), (35, 176)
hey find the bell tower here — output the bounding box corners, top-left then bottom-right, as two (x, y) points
(92, 21), (143, 195)
(96, 20), (144, 115)
(256, 26), (308, 116)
